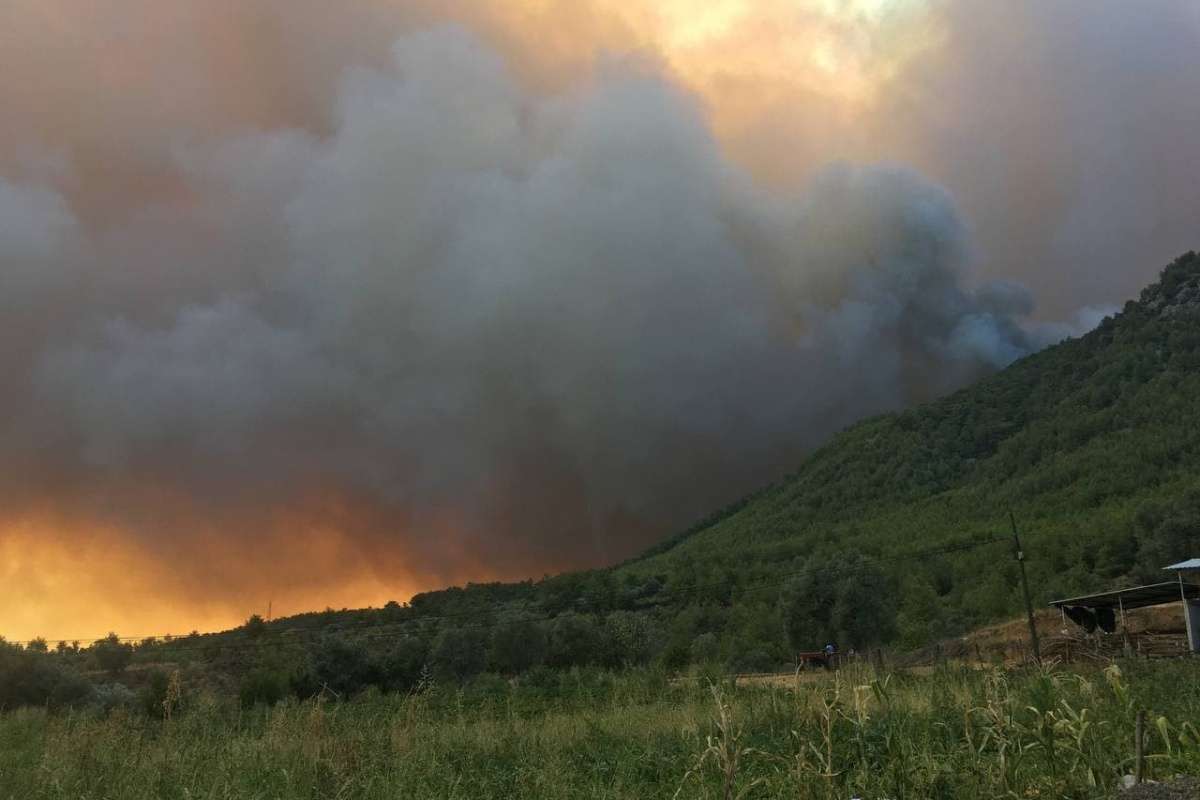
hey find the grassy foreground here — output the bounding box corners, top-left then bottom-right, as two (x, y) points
(2, 661), (1200, 799)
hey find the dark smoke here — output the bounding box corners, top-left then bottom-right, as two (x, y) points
(0, 27), (1107, 579)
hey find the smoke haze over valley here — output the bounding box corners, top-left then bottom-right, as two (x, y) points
(1, 0), (1197, 639)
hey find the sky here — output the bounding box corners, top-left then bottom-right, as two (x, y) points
(1, 0), (1198, 641)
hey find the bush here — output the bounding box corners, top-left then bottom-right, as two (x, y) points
(242, 614), (267, 639)
(0, 642), (94, 710)
(239, 669), (289, 708)
(519, 664), (561, 693)
(430, 627), (488, 682)
(604, 611), (656, 667)
(303, 636), (376, 698)
(92, 682), (137, 713)
(656, 638), (691, 671)
(138, 669), (185, 718)
(489, 619), (547, 675)
(780, 554), (895, 652)
(546, 615), (600, 668)
(92, 634), (133, 676)
(690, 632), (720, 664)
(376, 636), (428, 691)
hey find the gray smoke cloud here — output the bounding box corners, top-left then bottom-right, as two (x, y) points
(0, 24), (1121, 583)
(863, 0), (1200, 316)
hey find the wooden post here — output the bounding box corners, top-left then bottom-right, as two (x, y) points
(1011, 512), (1042, 664)
(1120, 596), (1131, 656)
(1135, 710), (1146, 784)
(1178, 571), (1196, 654)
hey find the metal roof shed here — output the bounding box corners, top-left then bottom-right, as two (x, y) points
(1049, 562), (1200, 653)
(1165, 560), (1200, 652)
(1050, 582), (1200, 611)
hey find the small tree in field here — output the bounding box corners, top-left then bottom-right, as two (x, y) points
(93, 633), (133, 675)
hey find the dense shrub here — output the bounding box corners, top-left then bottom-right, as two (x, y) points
(239, 669), (289, 708)
(546, 614), (601, 668)
(138, 669), (186, 718)
(242, 614), (267, 639)
(780, 553), (896, 652)
(430, 628), (487, 682)
(92, 634), (133, 676)
(518, 664), (561, 693)
(92, 682), (137, 713)
(489, 619), (547, 674)
(376, 636), (428, 691)
(298, 636), (376, 698)
(0, 642), (94, 710)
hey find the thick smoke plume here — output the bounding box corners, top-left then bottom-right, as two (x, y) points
(0, 1), (1194, 635)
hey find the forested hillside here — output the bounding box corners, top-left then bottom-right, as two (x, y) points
(393, 250), (1200, 670)
(612, 250), (1200, 654)
(7, 253), (1199, 704)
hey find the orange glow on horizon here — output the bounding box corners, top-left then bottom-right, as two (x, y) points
(0, 514), (430, 644)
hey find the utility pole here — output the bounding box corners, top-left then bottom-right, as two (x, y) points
(1011, 511), (1041, 664)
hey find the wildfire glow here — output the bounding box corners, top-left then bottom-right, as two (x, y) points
(0, 513), (429, 643)
(478, 0), (941, 183)
(497, 0), (937, 107)
(0, 0), (938, 643)
(4, 0), (1194, 642)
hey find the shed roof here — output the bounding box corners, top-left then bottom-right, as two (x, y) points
(1164, 559), (1200, 571)
(1049, 581), (1200, 611)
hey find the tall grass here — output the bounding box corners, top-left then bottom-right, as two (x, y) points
(2, 660), (1199, 798)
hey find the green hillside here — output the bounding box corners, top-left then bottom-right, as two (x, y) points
(292, 249), (1200, 675)
(610, 250), (1200, 644)
(15, 253), (1198, 696)
(267, 252), (1200, 665)
(638, 256), (1200, 559)
(320, 250), (1200, 666)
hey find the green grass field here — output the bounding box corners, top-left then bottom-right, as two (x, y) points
(3, 660), (1199, 799)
